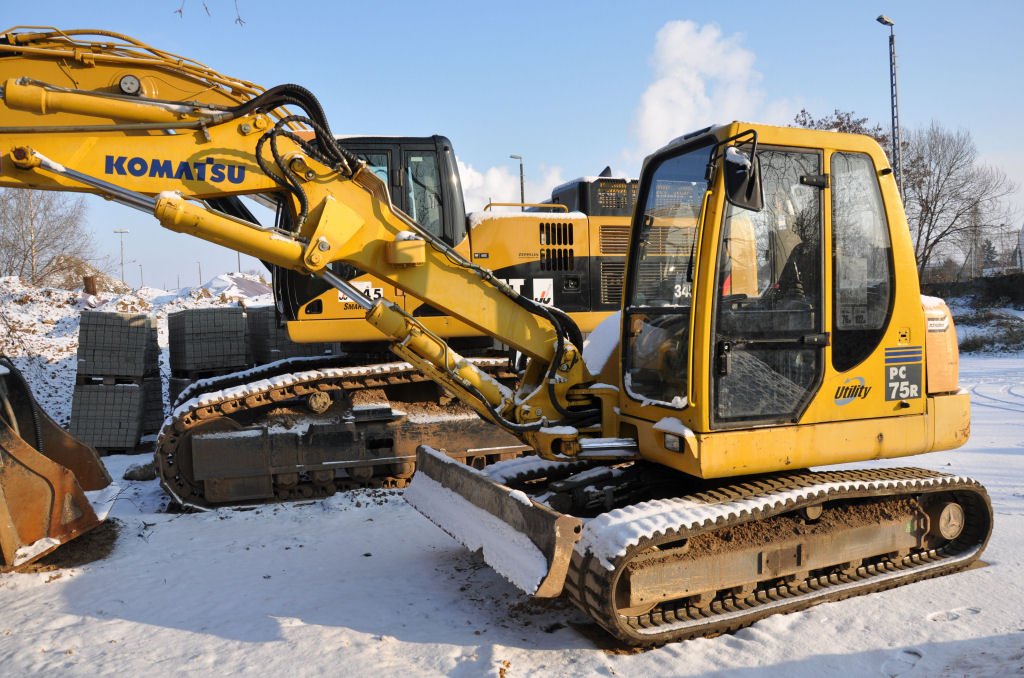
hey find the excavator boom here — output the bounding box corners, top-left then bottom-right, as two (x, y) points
(0, 28), (591, 445)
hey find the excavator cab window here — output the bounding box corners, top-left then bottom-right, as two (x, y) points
(711, 148), (825, 426)
(358, 151), (390, 183)
(339, 136), (466, 247)
(404, 151), (445, 240)
(830, 151), (895, 372)
(622, 140), (713, 408)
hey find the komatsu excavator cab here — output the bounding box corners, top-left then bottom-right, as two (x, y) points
(615, 123), (970, 479)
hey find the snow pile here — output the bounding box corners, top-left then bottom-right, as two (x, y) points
(948, 296), (1024, 353)
(203, 272), (273, 303)
(0, 273), (270, 426)
(582, 311), (620, 376)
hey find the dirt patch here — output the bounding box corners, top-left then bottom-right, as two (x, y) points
(123, 461), (157, 481)
(352, 386), (475, 418)
(20, 518), (121, 573)
(674, 497), (918, 561)
(350, 388), (389, 406)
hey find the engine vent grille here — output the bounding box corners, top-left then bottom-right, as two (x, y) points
(645, 225), (695, 255)
(540, 248), (574, 271)
(595, 181), (638, 210)
(540, 221), (574, 246)
(600, 261), (624, 305)
(540, 222), (574, 271)
(600, 225), (630, 254)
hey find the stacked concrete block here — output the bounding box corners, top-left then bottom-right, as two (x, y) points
(168, 307), (250, 404)
(143, 375), (165, 431)
(69, 383), (144, 450)
(168, 307), (249, 375)
(76, 311), (158, 377)
(168, 376), (193, 408)
(70, 311), (162, 451)
(246, 305), (338, 365)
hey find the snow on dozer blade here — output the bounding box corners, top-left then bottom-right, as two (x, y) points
(0, 357), (113, 571)
(405, 445), (582, 597)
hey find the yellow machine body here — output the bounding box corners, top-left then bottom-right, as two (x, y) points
(613, 123), (970, 479)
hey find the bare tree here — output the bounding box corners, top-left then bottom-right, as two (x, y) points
(0, 188), (101, 287)
(793, 109), (889, 149)
(795, 112), (1018, 277)
(902, 123), (1016, 274)
(174, 0), (246, 25)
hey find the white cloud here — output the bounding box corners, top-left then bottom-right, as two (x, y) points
(627, 20), (796, 163)
(458, 160), (567, 213)
(459, 21), (799, 199)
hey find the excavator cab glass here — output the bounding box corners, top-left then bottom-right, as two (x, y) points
(622, 139), (713, 408)
(711, 147), (825, 426)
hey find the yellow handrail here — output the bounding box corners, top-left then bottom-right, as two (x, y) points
(482, 202), (570, 212)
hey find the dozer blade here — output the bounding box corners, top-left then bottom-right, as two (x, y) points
(0, 358), (114, 571)
(405, 445), (582, 597)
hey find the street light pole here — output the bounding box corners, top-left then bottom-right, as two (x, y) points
(877, 15), (903, 194)
(138, 263), (144, 288)
(509, 154), (525, 211)
(113, 229), (129, 283)
(197, 261), (202, 287)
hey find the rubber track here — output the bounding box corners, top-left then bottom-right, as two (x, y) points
(157, 357), (514, 507)
(562, 467), (992, 646)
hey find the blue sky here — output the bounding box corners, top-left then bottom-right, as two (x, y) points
(8, 1), (1024, 288)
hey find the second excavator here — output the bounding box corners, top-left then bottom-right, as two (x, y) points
(0, 27), (991, 645)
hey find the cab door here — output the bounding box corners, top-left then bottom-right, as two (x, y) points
(710, 148), (826, 426)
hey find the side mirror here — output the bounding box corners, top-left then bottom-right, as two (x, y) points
(724, 146), (763, 212)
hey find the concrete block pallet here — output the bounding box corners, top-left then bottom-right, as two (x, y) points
(76, 310), (158, 377)
(70, 311), (162, 451)
(168, 307), (249, 374)
(69, 383), (144, 452)
(246, 305), (338, 364)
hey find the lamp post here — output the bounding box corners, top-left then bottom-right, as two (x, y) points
(877, 14), (903, 193)
(138, 263), (144, 289)
(509, 154), (525, 211)
(113, 229), (129, 283)
(197, 260), (203, 287)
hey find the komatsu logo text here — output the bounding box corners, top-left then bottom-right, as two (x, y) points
(104, 155), (246, 184)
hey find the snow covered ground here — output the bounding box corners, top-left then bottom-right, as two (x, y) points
(0, 354), (1021, 677)
(1, 277), (1022, 674)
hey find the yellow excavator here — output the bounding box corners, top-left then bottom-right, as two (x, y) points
(0, 27), (991, 644)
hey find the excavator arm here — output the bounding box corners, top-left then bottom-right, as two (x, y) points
(0, 27), (597, 453)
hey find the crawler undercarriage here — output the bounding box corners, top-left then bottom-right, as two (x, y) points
(409, 449), (993, 645)
(157, 356), (526, 510)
